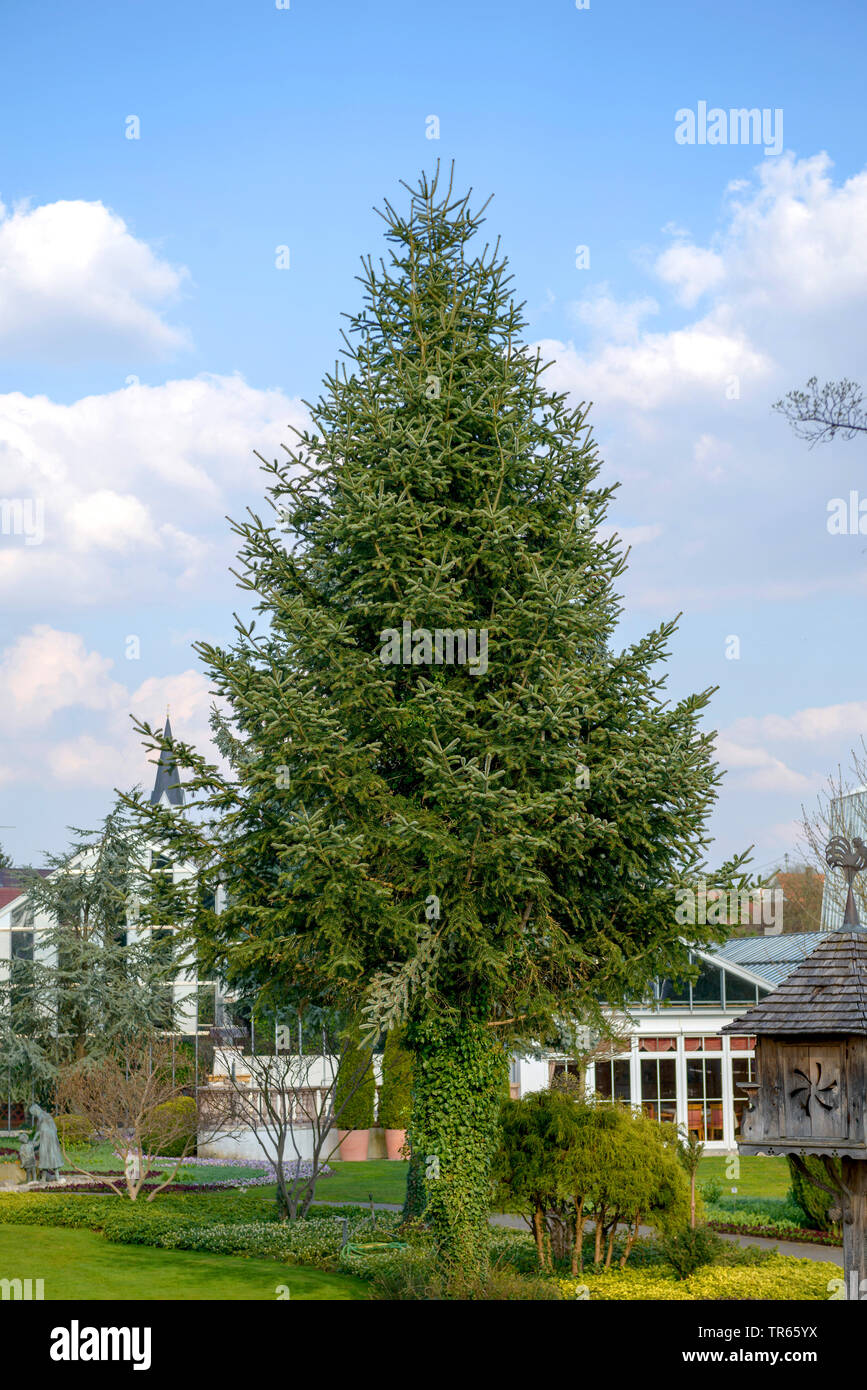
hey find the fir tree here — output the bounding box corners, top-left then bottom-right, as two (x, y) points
(130, 166), (750, 1279)
(0, 798), (183, 1102)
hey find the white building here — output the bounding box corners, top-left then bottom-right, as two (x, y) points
(511, 932), (826, 1153)
(0, 717), (220, 1127)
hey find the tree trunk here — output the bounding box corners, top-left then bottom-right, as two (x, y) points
(841, 1158), (867, 1300)
(620, 1209), (641, 1269)
(406, 1016), (508, 1286)
(594, 1205), (605, 1265)
(572, 1198), (587, 1276)
(532, 1204), (547, 1270)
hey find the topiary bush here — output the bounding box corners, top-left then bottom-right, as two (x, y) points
(141, 1097), (197, 1158)
(378, 1027), (413, 1130)
(54, 1113), (92, 1149)
(334, 1024), (375, 1131)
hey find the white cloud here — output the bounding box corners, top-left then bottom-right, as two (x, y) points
(715, 736), (812, 794)
(0, 625), (217, 792)
(654, 243), (724, 307)
(726, 703), (867, 746)
(0, 626), (126, 729)
(0, 198), (189, 359)
(570, 287), (659, 342)
(0, 373), (308, 605)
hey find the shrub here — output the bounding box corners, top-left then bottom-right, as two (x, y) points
(558, 1254), (833, 1301)
(54, 1113), (92, 1149)
(493, 1091), (690, 1272)
(334, 1024), (375, 1131)
(699, 1176), (723, 1204)
(141, 1097), (197, 1158)
(788, 1155), (841, 1232)
(661, 1223), (724, 1279)
(378, 1027), (413, 1130)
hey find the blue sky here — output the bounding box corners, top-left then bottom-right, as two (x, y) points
(2, 0), (867, 875)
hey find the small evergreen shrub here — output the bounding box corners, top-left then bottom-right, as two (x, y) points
(334, 1025), (375, 1131)
(661, 1223), (724, 1279)
(378, 1027), (413, 1130)
(55, 1113), (92, 1149)
(141, 1097), (198, 1158)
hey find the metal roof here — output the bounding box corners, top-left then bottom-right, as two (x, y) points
(710, 932), (827, 988)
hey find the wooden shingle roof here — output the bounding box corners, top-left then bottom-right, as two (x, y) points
(722, 930), (867, 1036)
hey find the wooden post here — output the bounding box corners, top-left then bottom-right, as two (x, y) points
(842, 1158), (867, 1300)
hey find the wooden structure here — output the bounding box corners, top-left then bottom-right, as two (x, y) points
(723, 926), (867, 1297)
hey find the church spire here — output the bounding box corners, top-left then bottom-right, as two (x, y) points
(149, 712), (185, 808)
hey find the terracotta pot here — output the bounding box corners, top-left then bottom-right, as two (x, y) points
(384, 1128), (407, 1161)
(336, 1129), (370, 1162)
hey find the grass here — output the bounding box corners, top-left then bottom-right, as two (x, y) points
(316, 1159), (408, 1206)
(318, 1154), (794, 1211)
(1, 1138), (267, 1186)
(696, 1154), (792, 1201)
(0, 1224), (367, 1300)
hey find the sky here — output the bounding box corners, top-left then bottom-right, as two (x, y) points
(1, 0), (866, 873)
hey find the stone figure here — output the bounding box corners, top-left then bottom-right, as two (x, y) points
(18, 1135), (38, 1183)
(28, 1103), (64, 1181)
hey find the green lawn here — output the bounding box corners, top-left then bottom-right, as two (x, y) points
(0, 1225), (367, 1300)
(697, 1154), (791, 1200)
(315, 1154), (793, 1209)
(317, 1158), (408, 1206)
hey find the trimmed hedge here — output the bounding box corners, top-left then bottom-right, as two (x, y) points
(378, 1028), (413, 1130)
(334, 1026), (375, 1131)
(141, 1097), (197, 1158)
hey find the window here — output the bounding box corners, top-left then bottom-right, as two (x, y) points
(657, 974), (691, 1006)
(640, 1058), (677, 1125)
(639, 1037), (675, 1052)
(723, 968), (758, 1008)
(686, 1056), (723, 1141)
(10, 903), (33, 930)
(595, 1058), (631, 1103)
(691, 959), (722, 1007)
(10, 930), (34, 962)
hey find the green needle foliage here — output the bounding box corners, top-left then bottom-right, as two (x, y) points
(128, 165), (751, 1279)
(0, 799), (183, 1103)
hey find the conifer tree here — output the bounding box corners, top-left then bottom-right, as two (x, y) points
(0, 799), (182, 1102)
(131, 166), (749, 1280)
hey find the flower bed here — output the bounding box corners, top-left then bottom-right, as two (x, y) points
(708, 1218), (840, 1247)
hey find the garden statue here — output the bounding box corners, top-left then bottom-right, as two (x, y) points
(18, 1134), (38, 1183)
(28, 1103), (64, 1181)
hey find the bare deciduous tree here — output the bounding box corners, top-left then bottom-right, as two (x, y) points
(773, 377), (867, 448)
(799, 744), (867, 926)
(57, 1036), (234, 1201)
(205, 1021), (376, 1221)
